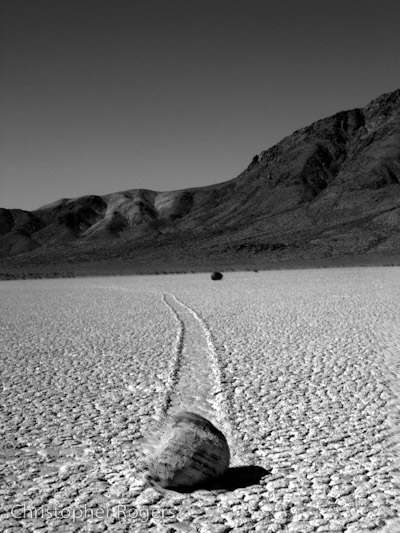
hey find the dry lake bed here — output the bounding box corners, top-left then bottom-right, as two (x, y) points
(1, 268), (400, 532)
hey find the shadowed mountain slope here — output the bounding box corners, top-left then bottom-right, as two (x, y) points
(1, 88), (400, 275)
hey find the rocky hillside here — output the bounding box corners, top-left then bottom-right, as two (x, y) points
(1, 88), (400, 275)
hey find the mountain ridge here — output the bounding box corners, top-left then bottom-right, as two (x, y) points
(1, 88), (400, 276)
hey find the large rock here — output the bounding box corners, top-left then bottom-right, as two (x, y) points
(146, 411), (230, 489)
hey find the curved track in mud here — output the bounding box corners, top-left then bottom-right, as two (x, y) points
(156, 292), (252, 466)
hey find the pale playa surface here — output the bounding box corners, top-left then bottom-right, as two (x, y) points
(1, 268), (400, 532)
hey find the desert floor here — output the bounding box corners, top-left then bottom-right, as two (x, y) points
(1, 268), (400, 532)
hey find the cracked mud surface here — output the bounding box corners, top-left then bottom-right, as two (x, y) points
(1, 268), (400, 532)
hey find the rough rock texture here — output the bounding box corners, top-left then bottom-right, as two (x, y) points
(1, 88), (400, 275)
(146, 411), (230, 489)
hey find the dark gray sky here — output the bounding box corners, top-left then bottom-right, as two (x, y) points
(1, 0), (400, 210)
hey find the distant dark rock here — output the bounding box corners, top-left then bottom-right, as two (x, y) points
(211, 271), (223, 280)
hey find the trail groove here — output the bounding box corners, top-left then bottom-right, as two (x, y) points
(159, 293), (236, 457)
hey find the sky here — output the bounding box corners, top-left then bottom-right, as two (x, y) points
(1, 0), (400, 211)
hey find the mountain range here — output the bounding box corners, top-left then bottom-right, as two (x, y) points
(1, 88), (400, 277)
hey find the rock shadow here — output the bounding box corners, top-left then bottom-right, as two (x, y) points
(176, 465), (271, 493)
